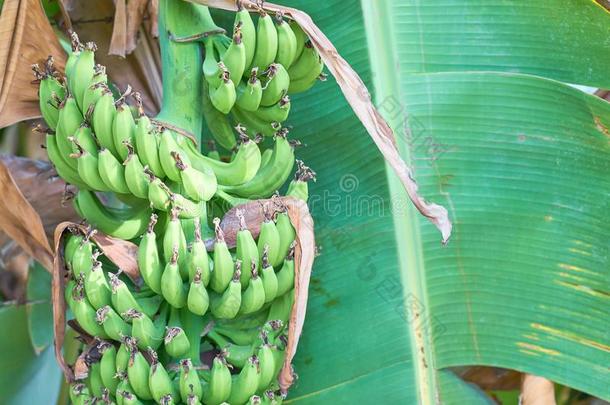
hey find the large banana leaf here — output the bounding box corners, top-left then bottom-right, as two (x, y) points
(278, 0), (610, 403)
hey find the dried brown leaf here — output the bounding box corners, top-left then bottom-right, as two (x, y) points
(0, 156), (53, 271)
(0, 0), (67, 127)
(125, 0), (149, 54)
(109, 0), (127, 57)
(188, 0), (452, 243)
(521, 374), (557, 405)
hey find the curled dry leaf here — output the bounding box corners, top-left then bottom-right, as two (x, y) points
(520, 374), (557, 405)
(188, 0), (452, 243)
(109, 0), (127, 57)
(125, 0), (149, 54)
(0, 0), (67, 127)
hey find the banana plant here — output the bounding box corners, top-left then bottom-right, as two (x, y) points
(276, 0), (610, 403)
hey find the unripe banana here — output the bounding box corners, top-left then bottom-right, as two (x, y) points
(148, 349), (177, 402)
(249, 10), (278, 72)
(73, 190), (151, 240)
(96, 305), (131, 341)
(202, 80), (237, 151)
(119, 390), (144, 405)
(202, 355), (232, 404)
(98, 148), (130, 194)
(69, 383), (91, 405)
(126, 309), (164, 350)
(258, 206), (281, 268)
(235, 209), (259, 288)
(64, 232), (84, 273)
(72, 283), (109, 338)
(267, 289), (294, 325)
(288, 41), (324, 94)
(115, 372), (134, 404)
(187, 268), (210, 316)
(260, 63), (290, 107)
(138, 214), (163, 294)
(235, 3), (256, 72)
(187, 217), (211, 285)
(84, 259), (112, 309)
(163, 207), (187, 269)
(227, 355), (261, 405)
(286, 159), (315, 202)
(45, 133), (86, 188)
(82, 66), (108, 114)
(159, 129), (189, 182)
(71, 123), (98, 157)
(260, 246), (279, 303)
(116, 338), (135, 373)
(147, 173), (172, 211)
(256, 343), (277, 392)
(210, 68), (237, 114)
(179, 359), (202, 403)
(134, 112), (165, 178)
(219, 130), (294, 198)
(275, 209), (295, 264)
(210, 218), (235, 293)
(232, 106), (279, 138)
(236, 68), (263, 112)
(274, 12), (298, 68)
(123, 141), (150, 199)
(173, 152), (217, 202)
(71, 42), (97, 110)
(113, 100), (137, 160)
(164, 326), (190, 358)
(275, 243), (295, 297)
(289, 21), (307, 61)
(35, 62), (65, 130)
(91, 86), (119, 157)
(71, 236), (95, 278)
(70, 137), (110, 191)
(203, 39), (222, 88)
(56, 95), (84, 167)
(254, 95), (291, 123)
(249, 395), (263, 405)
(109, 272), (146, 319)
(221, 26), (246, 85)
(239, 261), (266, 315)
(88, 360), (104, 398)
(210, 266), (242, 319)
(127, 347), (153, 400)
(99, 342), (119, 392)
(161, 247), (187, 308)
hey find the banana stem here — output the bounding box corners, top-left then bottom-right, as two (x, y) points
(156, 0), (221, 141)
(180, 308), (206, 366)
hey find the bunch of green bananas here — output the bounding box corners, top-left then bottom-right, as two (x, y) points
(35, 8), (319, 404)
(190, 6), (324, 148)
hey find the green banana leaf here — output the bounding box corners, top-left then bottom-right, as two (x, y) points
(274, 0), (610, 403)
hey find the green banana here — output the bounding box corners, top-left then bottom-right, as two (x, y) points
(138, 214), (163, 294)
(235, 3), (256, 72)
(164, 326), (191, 358)
(161, 247), (187, 308)
(84, 259), (111, 309)
(210, 266), (242, 319)
(71, 235), (95, 278)
(288, 41), (324, 94)
(127, 347), (153, 400)
(255, 95), (291, 123)
(286, 159), (315, 202)
(202, 355), (232, 404)
(256, 343), (277, 391)
(65, 32), (83, 85)
(274, 12), (298, 68)
(289, 21), (307, 61)
(267, 290), (294, 325)
(275, 208), (296, 265)
(71, 123), (98, 157)
(203, 39), (222, 88)
(126, 309), (164, 350)
(35, 62), (65, 130)
(147, 173), (172, 211)
(210, 68), (237, 114)
(91, 86), (119, 157)
(73, 189), (150, 240)
(72, 282), (108, 338)
(227, 355), (261, 404)
(116, 338), (135, 373)
(71, 42), (97, 110)
(221, 25), (246, 85)
(173, 152), (218, 202)
(257, 206), (281, 268)
(249, 10), (278, 72)
(134, 114), (165, 178)
(179, 359), (202, 404)
(179, 130), (261, 186)
(276, 244), (295, 297)
(70, 137), (109, 191)
(123, 141), (149, 199)
(187, 217), (211, 285)
(82, 67), (108, 115)
(96, 305), (131, 341)
(235, 209), (259, 288)
(215, 325), (260, 346)
(202, 79), (237, 150)
(99, 342), (119, 392)
(163, 207), (187, 268)
(119, 390), (143, 405)
(45, 133), (86, 188)
(69, 383), (91, 405)
(187, 268), (210, 316)
(239, 262), (266, 315)
(236, 68), (263, 112)
(64, 231), (84, 274)
(98, 147), (130, 194)
(56, 95), (84, 168)
(159, 129), (189, 182)
(148, 349), (177, 402)
(260, 64), (290, 107)
(88, 360), (104, 397)
(232, 106), (279, 138)
(109, 272), (146, 318)
(113, 99), (137, 160)
(219, 130), (294, 198)
(260, 246), (279, 303)
(210, 218), (235, 293)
